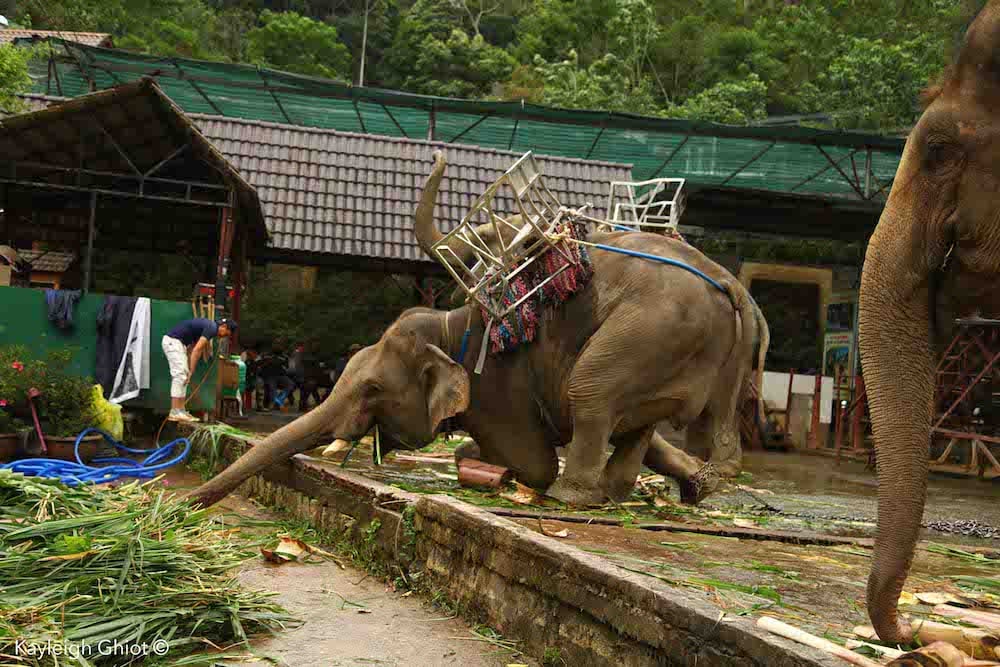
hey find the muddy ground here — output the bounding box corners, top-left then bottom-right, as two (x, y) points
(178, 413), (1000, 650)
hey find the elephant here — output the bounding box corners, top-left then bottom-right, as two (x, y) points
(658, 291), (770, 475)
(188, 151), (768, 509)
(859, 2), (1000, 642)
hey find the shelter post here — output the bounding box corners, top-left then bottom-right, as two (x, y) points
(230, 227), (247, 350)
(83, 191), (97, 294)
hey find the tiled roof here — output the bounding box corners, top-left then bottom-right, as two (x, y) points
(0, 29), (112, 47)
(18, 249), (76, 273)
(8, 95), (633, 265)
(191, 115), (633, 264)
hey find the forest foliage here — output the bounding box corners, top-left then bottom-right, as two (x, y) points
(5, 0), (980, 131)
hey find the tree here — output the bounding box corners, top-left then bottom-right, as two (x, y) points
(0, 44), (33, 114)
(444, 0), (501, 37)
(510, 0), (617, 67)
(816, 35), (941, 131)
(246, 10), (352, 79)
(240, 267), (415, 361)
(521, 50), (660, 114)
(664, 72), (768, 125)
(381, 0), (514, 97)
(331, 0), (400, 87)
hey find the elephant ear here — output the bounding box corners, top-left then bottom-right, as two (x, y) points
(422, 344), (470, 434)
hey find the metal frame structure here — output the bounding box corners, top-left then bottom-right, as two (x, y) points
(604, 178), (686, 233)
(0, 80), (266, 357)
(431, 151), (586, 322)
(28, 37), (903, 208)
(929, 318), (1000, 477)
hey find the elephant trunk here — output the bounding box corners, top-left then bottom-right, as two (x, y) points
(414, 150), (523, 269)
(859, 210), (938, 643)
(414, 151), (471, 267)
(186, 382), (363, 508)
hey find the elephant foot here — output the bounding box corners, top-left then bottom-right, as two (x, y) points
(545, 477), (607, 507)
(679, 463), (720, 506)
(605, 478), (637, 504)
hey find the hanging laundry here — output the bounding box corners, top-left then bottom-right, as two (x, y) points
(96, 296), (138, 398)
(44, 289), (82, 330)
(108, 297), (151, 404)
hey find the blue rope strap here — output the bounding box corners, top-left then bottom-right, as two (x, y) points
(588, 242), (730, 297)
(456, 328), (471, 363)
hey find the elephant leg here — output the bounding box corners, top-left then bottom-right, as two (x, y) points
(643, 431), (722, 505)
(546, 413), (613, 506)
(549, 303), (704, 506)
(686, 407), (741, 481)
(604, 427), (653, 503)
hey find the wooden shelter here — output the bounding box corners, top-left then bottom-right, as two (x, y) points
(0, 78), (268, 342)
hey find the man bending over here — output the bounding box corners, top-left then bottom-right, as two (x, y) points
(161, 317), (236, 422)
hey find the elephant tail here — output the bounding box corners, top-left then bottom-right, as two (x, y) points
(751, 295), (770, 426)
(722, 281), (769, 422)
(722, 279), (757, 409)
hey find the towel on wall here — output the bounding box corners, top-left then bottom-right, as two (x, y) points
(96, 296), (138, 398)
(109, 297), (151, 404)
(45, 289), (82, 330)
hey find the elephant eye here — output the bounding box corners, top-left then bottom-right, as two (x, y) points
(924, 137), (961, 172)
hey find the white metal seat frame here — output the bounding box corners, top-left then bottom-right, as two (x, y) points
(430, 151), (585, 322)
(604, 178), (686, 233)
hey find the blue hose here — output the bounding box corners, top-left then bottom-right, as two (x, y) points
(0, 427), (191, 486)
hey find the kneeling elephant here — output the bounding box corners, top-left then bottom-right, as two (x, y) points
(189, 153), (767, 509)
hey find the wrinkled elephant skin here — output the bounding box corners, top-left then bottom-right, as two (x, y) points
(859, 1), (1000, 643)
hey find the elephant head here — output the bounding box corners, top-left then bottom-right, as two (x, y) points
(860, 2), (1000, 642)
(187, 312), (470, 508)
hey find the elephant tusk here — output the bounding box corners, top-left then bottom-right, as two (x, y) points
(322, 439), (352, 458)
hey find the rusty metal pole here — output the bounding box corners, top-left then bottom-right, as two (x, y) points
(833, 367), (844, 457)
(83, 191), (97, 295)
(808, 374), (822, 449)
(784, 369), (795, 445)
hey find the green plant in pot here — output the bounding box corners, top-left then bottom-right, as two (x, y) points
(0, 345), (101, 461)
(0, 407), (28, 462)
(0, 344), (33, 419)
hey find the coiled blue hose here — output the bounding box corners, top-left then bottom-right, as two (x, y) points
(0, 428), (191, 486)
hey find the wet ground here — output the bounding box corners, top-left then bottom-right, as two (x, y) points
(178, 416), (1000, 650)
(297, 439), (1000, 642)
(164, 467), (534, 667)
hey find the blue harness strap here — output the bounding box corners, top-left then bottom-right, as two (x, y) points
(589, 242), (730, 297)
(455, 328), (471, 363)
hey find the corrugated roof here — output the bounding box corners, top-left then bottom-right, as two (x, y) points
(191, 114), (633, 263)
(18, 248), (76, 273)
(1, 29), (112, 47)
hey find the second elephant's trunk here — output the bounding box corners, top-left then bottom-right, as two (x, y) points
(859, 211), (937, 643)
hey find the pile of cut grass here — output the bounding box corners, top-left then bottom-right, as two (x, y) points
(0, 470), (295, 666)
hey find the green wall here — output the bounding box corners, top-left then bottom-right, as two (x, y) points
(0, 286), (217, 414)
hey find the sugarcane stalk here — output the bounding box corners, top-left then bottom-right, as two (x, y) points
(757, 617), (882, 667)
